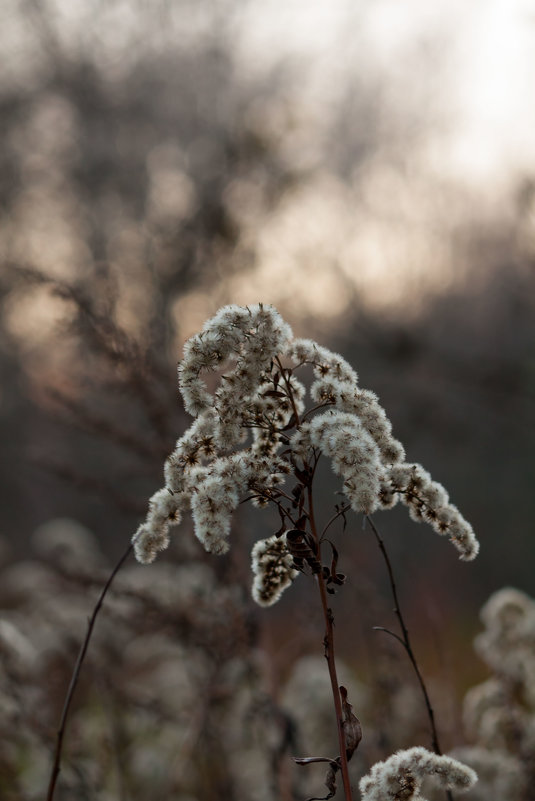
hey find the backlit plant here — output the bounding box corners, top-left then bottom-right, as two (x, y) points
(48, 304), (480, 801)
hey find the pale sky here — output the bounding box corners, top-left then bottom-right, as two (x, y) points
(237, 0), (535, 185)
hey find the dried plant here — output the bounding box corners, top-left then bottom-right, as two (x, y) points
(45, 304), (482, 800)
(451, 587), (535, 800)
(358, 747), (477, 801)
(0, 519), (264, 801)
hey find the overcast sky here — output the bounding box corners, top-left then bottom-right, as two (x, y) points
(238, 0), (535, 186)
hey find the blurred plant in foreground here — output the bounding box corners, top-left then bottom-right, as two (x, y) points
(450, 587), (535, 801)
(0, 520), (269, 801)
(4, 533), (533, 798)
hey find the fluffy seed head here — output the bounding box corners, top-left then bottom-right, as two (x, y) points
(133, 304), (479, 584)
(359, 747), (477, 801)
(251, 534), (298, 606)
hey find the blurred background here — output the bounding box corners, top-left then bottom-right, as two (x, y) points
(1, 0), (535, 798)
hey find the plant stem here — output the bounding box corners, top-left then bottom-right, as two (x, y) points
(275, 356), (301, 425)
(366, 515), (454, 801)
(320, 503), (351, 541)
(309, 487), (354, 801)
(46, 542), (133, 801)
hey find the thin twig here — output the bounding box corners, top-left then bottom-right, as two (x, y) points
(46, 543), (133, 801)
(365, 515), (454, 801)
(301, 401), (335, 422)
(371, 626), (405, 648)
(320, 503), (351, 541)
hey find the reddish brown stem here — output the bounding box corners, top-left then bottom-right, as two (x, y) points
(309, 487), (354, 801)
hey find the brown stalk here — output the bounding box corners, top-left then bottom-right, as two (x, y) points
(365, 515), (454, 801)
(309, 486), (354, 801)
(46, 542), (133, 801)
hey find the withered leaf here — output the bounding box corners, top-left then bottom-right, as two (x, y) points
(281, 412), (297, 431)
(291, 484), (303, 509)
(285, 529), (321, 574)
(293, 757), (338, 766)
(292, 464), (309, 483)
(340, 685), (362, 761)
(293, 756), (340, 801)
(295, 514), (309, 530)
(323, 762), (338, 799)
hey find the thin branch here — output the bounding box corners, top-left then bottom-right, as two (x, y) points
(366, 515), (454, 801)
(46, 543), (133, 801)
(371, 626), (406, 648)
(301, 401), (336, 422)
(320, 504), (351, 541)
(240, 493), (297, 529)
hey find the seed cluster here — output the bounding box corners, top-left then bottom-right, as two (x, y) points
(132, 304), (479, 594)
(251, 534), (298, 607)
(359, 746), (477, 800)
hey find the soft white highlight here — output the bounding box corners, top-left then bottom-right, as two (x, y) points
(475, 587), (535, 682)
(450, 746), (527, 801)
(251, 534), (298, 606)
(179, 303), (293, 423)
(386, 462), (479, 560)
(309, 411), (383, 514)
(459, 586), (535, 792)
(359, 746), (477, 801)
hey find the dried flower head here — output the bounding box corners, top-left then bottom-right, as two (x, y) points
(462, 678), (514, 747)
(308, 411), (383, 514)
(475, 587), (535, 681)
(384, 463), (479, 560)
(132, 304), (479, 602)
(449, 746), (527, 801)
(251, 533), (298, 606)
(460, 586), (535, 790)
(359, 746), (477, 801)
